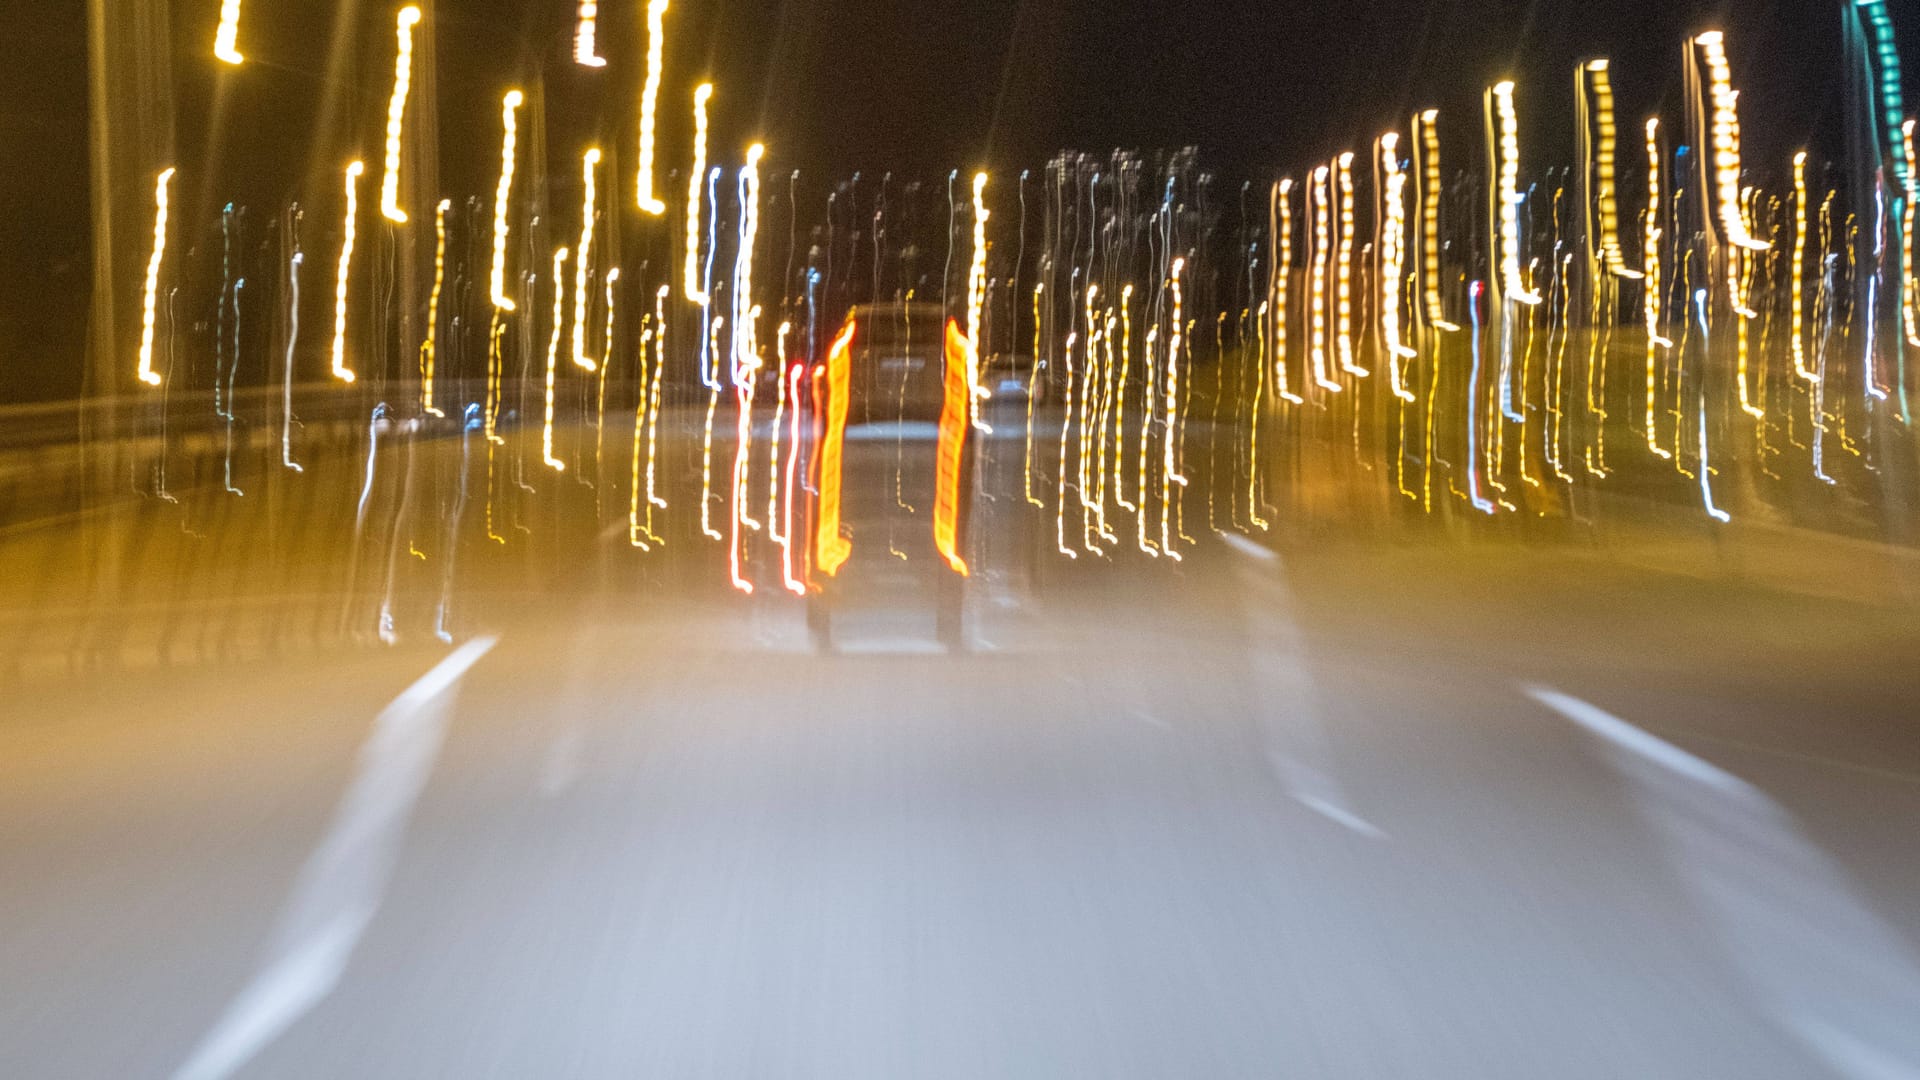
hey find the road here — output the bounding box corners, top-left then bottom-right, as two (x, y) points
(4, 505), (1920, 1079)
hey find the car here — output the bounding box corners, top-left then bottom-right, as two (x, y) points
(805, 302), (976, 652)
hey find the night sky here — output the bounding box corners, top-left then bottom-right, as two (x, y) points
(3, 0), (1913, 402)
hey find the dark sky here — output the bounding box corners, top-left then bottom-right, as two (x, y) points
(3, 0), (1913, 402)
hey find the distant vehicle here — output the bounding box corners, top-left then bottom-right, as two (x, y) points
(806, 303), (975, 651)
(982, 352), (1047, 405)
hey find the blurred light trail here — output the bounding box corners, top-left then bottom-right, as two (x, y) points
(379, 6), (422, 225)
(769, 321), (791, 546)
(1792, 152), (1814, 382)
(1644, 119), (1673, 458)
(933, 320), (972, 575)
(1161, 257), (1186, 560)
(1735, 185), (1766, 421)
(685, 84), (714, 307)
(1693, 288), (1731, 522)
(330, 161), (365, 384)
(728, 146), (766, 594)
(1270, 178), (1303, 403)
(967, 172), (992, 431)
(213, 0), (244, 64)
(573, 148), (602, 372)
(1584, 60), (1641, 279)
(780, 362), (806, 594)
(422, 199), (450, 416)
(1334, 151), (1366, 377)
(628, 323), (655, 550)
(1414, 110), (1458, 332)
(1465, 280), (1496, 513)
(1115, 283), (1140, 510)
(1026, 281), (1045, 508)
(1078, 283), (1104, 553)
(282, 242), (304, 471)
(1379, 134), (1417, 401)
(596, 268), (619, 480)
(574, 0), (606, 67)
(1057, 328), (1079, 559)
(1697, 32), (1770, 254)
(635, 0), (670, 215)
(700, 312), (724, 540)
(490, 91), (525, 311)
(646, 285), (669, 513)
(813, 320), (856, 578)
(1903, 120), (1918, 347)
(544, 246), (571, 472)
(1492, 82), (1543, 306)
(1857, 0), (1908, 190)
(1309, 165), (1338, 391)
(136, 167), (175, 388)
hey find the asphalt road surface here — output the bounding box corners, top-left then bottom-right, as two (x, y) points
(5, 506), (1920, 1077)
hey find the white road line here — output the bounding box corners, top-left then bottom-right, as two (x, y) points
(1222, 532), (1385, 840)
(1217, 532), (1276, 563)
(1526, 684), (1920, 1079)
(1524, 685), (1749, 795)
(1295, 792), (1388, 839)
(173, 636), (497, 1080)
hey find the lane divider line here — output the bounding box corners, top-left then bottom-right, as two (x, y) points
(172, 636), (498, 1080)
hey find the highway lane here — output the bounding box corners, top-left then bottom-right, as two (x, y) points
(3, 522), (1919, 1078)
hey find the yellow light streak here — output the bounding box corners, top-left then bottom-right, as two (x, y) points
(330, 160), (364, 384)
(1057, 327), (1080, 560)
(1161, 257), (1186, 560)
(1380, 134), (1418, 400)
(685, 84), (714, 304)
(1736, 184), (1765, 419)
(646, 285), (669, 512)
(1416, 110), (1459, 331)
(1335, 151), (1367, 374)
(598, 268), (619, 479)
(1115, 283), (1139, 508)
(1904, 120), (1919, 347)
(635, 0), (670, 214)
(1078, 284), (1104, 553)
(1492, 81), (1542, 306)
(213, 0), (245, 64)
(1026, 280), (1045, 507)
(1789, 151), (1813, 381)
(543, 246), (570, 471)
(1271, 178), (1303, 402)
(491, 90), (524, 311)
(1696, 32), (1770, 253)
(1138, 322), (1160, 556)
(967, 171), (992, 430)
(379, 6), (421, 224)
(1585, 60), (1641, 279)
(1644, 119), (1672, 457)
(1249, 299), (1270, 527)
(630, 318), (656, 550)
(136, 167), (175, 387)
(1309, 165), (1339, 391)
(421, 198), (450, 415)
(574, 0), (607, 67)
(573, 147), (602, 371)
